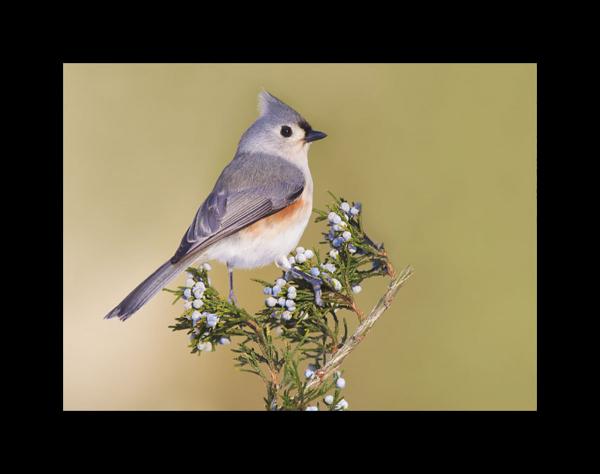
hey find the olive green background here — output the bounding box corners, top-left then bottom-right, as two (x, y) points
(63, 64), (536, 410)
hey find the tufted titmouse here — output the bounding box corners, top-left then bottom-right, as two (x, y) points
(105, 91), (327, 321)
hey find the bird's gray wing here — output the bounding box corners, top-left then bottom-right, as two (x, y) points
(170, 153), (305, 264)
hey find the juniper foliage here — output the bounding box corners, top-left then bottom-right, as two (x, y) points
(166, 193), (396, 411)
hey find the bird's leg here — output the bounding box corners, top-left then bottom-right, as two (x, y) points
(227, 262), (237, 305)
(286, 267), (324, 307)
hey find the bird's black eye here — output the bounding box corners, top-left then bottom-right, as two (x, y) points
(280, 125), (292, 138)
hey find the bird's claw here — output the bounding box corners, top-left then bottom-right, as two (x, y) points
(228, 289), (238, 306)
(314, 291), (324, 307)
(286, 267), (324, 307)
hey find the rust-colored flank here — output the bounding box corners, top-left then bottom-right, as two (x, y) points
(241, 197), (307, 235)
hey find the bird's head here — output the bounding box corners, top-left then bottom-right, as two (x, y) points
(237, 90), (327, 158)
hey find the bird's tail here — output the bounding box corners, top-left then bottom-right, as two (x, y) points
(105, 257), (195, 321)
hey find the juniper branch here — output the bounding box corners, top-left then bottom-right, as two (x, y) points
(304, 264), (414, 393)
(168, 193), (413, 410)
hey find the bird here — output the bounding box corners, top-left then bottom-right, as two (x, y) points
(105, 90), (327, 321)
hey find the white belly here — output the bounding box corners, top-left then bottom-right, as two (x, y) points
(202, 214), (308, 268)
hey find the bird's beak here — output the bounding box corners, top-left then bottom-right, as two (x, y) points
(305, 130), (327, 143)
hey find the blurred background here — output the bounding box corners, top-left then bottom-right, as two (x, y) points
(63, 64), (536, 410)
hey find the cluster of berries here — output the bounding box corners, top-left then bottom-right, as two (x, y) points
(327, 200), (361, 253)
(304, 370), (349, 411)
(181, 263), (230, 352)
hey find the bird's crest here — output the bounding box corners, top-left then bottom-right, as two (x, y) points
(257, 90), (303, 123)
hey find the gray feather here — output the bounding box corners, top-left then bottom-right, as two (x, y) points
(105, 153), (304, 321)
(104, 254), (196, 321)
(170, 152), (305, 263)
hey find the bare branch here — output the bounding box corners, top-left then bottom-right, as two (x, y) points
(306, 265), (414, 392)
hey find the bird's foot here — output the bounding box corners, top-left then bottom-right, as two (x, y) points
(226, 262), (238, 306)
(228, 289), (238, 306)
(286, 267), (324, 307)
